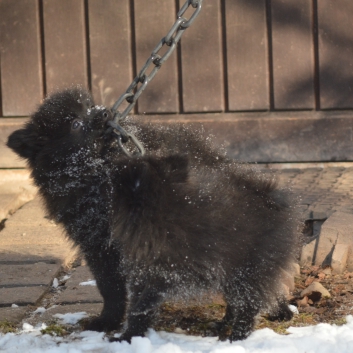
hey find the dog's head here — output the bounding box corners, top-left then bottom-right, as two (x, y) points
(7, 87), (113, 168)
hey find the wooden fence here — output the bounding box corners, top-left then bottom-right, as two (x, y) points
(1, 0), (353, 166)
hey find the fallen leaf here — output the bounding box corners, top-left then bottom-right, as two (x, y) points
(305, 276), (315, 286)
(316, 273), (325, 281)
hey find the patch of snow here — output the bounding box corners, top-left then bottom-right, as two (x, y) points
(33, 307), (46, 315)
(52, 278), (59, 288)
(53, 312), (89, 325)
(288, 305), (299, 315)
(60, 275), (71, 282)
(79, 280), (96, 286)
(21, 322), (47, 334)
(1, 316), (353, 353)
(11, 304), (18, 308)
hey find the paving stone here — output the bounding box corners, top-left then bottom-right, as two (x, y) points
(314, 231), (338, 268)
(301, 210), (313, 221)
(315, 212), (353, 272)
(0, 193), (33, 222)
(0, 169), (30, 181)
(0, 197), (76, 265)
(58, 266), (102, 304)
(2, 197), (49, 226)
(0, 286), (48, 306)
(307, 207), (332, 220)
(332, 244), (349, 274)
(0, 263), (60, 287)
(0, 244), (77, 265)
(293, 263), (301, 276)
(0, 306), (29, 325)
(276, 166), (353, 219)
(341, 206), (353, 214)
(0, 170), (37, 221)
(0, 196), (79, 312)
(0, 225), (69, 247)
(300, 239), (317, 267)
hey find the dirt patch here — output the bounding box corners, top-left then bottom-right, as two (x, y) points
(154, 265), (352, 337)
(289, 266), (353, 323)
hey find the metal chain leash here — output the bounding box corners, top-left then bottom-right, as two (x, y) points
(107, 0), (204, 157)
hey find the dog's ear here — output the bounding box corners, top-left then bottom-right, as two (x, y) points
(7, 125), (42, 160)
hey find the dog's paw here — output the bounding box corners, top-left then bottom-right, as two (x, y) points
(267, 304), (294, 322)
(82, 316), (122, 332)
(109, 334), (133, 343)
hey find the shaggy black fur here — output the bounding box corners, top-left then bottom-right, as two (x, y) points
(7, 87), (298, 342)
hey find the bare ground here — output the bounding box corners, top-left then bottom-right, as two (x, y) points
(154, 265), (353, 337)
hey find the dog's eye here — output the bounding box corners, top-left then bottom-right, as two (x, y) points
(71, 119), (83, 130)
(103, 112), (108, 119)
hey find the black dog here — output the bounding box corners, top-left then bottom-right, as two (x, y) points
(7, 87), (298, 342)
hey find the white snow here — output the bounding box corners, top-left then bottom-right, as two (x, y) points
(1, 315), (353, 353)
(33, 307), (46, 315)
(288, 305), (299, 315)
(21, 322), (47, 333)
(79, 279), (97, 286)
(53, 312), (89, 325)
(52, 278), (59, 288)
(60, 275), (71, 282)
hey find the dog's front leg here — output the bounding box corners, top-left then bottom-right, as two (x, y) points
(83, 243), (127, 332)
(112, 278), (168, 343)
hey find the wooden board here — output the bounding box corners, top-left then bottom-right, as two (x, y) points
(88, 0), (133, 108)
(0, 0), (43, 116)
(225, 0), (269, 111)
(318, 1), (353, 109)
(181, 0), (224, 113)
(271, 0), (314, 109)
(133, 0), (179, 114)
(43, 0), (87, 93)
(2, 111), (353, 168)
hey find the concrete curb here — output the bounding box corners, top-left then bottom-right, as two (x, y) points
(300, 211), (353, 273)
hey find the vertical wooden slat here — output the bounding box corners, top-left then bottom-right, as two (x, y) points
(225, 0), (269, 111)
(181, 1), (224, 113)
(88, 0), (132, 107)
(43, 0), (87, 93)
(0, 0), (43, 116)
(134, 0), (179, 114)
(271, 0), (314, 110)
(318, 1), (353, 109)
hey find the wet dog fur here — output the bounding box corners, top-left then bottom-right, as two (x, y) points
(7, 87), (298, 342)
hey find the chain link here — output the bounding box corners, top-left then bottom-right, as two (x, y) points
(108, 0), (203, 157)
(111, 0), (203, 121)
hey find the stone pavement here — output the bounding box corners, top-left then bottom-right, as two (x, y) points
(1, 164), (353, 328)
(0, 170), (77, 325)
(272, 165), (353, 219)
